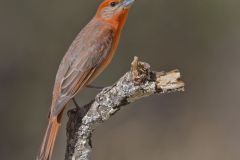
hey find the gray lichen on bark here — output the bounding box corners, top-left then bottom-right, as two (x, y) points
(65, 57), (184, 160)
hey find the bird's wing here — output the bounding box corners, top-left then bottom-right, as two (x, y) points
(50, 26), (114, 117)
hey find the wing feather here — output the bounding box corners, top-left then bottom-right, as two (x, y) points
(50, 22), (114, 117)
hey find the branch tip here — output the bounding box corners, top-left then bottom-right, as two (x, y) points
(156, 70), (184, 92)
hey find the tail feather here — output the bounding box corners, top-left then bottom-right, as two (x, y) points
(36, 118), (61, 160)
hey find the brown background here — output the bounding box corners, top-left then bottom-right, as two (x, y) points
(0, 0), (240, 159)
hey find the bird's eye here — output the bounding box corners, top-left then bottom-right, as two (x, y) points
(110, 2), (117, 7)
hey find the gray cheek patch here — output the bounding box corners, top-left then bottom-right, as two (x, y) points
(101, 6), (121, 19)
(101, 7), (114, 19)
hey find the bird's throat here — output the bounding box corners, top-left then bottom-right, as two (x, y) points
(112, 10), (129, 49)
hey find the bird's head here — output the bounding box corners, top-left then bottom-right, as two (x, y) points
(96, 0), (135, 23)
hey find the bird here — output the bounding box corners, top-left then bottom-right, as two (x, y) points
(36, 0), (135, 160)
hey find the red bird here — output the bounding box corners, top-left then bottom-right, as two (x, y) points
(37, 0), (135, 160)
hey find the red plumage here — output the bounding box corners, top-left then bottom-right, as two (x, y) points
(36, 0), (134, 160)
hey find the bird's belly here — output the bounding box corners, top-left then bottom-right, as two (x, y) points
(87, 49), (116, 85)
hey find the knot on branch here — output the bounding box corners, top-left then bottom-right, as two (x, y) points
(131, 56), (150, 85)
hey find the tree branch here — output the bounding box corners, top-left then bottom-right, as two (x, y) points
(65, 57), (185, 160)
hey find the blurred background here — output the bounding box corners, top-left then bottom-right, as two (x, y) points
(1, 0), (240, 159)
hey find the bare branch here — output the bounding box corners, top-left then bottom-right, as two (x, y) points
(65, 57), (185, 160)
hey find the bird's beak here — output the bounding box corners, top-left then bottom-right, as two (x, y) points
(122, 0), (135, 9)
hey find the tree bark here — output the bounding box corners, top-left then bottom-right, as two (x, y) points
(65, 57), (185, 160)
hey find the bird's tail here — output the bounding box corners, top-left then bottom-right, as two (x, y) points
(36, 113), (63, 160)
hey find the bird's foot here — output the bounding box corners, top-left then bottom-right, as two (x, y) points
(72, 98), (81, 110)
(86, 85), (104, 90)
